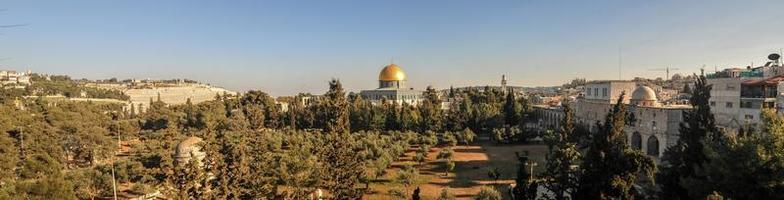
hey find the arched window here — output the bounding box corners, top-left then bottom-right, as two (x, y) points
(647, 136), (660, 156)
(651, 121), (657, 130)
(632, 132), (642, 150)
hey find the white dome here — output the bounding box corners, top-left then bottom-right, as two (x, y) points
(631, 85), (657, 101)
(175, 136), (205, 166)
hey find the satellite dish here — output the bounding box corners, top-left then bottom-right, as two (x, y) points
(769, 53), (781, 61)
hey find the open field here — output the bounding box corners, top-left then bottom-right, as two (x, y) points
(364, 140), (549, 200)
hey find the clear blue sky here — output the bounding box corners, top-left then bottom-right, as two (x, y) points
(1, 1), (784, 96)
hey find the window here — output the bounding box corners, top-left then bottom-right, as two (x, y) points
(710, 101), (716, 106)
(647, 136), (660, 156)
(594, 88), (599, 96)
(745, 115), (754, 120)
(602, 88), (608, 97)
(726, 102), (733, 108)
(652, 121), (657, 130)
(587, 88), (592, 96)
(631, 132), (642, 150)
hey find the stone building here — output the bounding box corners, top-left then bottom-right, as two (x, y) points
(573, 82), (691, 159)
(532, 105), (564, 131)
(360, 63), (423, 106)
(582, 80), (636, 104)
(707, 54), (784, 133)
(175, 137), (206, 167)
(0, 70), (31, 85)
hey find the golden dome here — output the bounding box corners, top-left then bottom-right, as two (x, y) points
(378, 64), (406, 81)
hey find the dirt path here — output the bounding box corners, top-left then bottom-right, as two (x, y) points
(364, 141), (548, 200)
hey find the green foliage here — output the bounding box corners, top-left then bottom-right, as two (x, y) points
(319, 132), (365, 199)
(395, 163), (420, 197)
(437, 147), (454, 160)
(542, 105), (580, 200)
(318, 79), (350, 133)
(577, 93), (656, 199)
(475, 186), (502, 200)
(438, 187), (456, 200)
(388, 187), (407, 200)
(419, 86), (443, 132)
(414, 151), (426, 165)
(14, 175), (78, 200)
(658, 73), (722, 199)
(492, 125), (529, 144)
(240, 90), (281, 129)
(438, 147), (455, 176)
(27, 74), (130, 100)
(512, 151), (539, 200)
(669, 110), (784, 199)
(348, 93), (375, 132)
(460, 128), (476, 146)
(442, 131), (458, 147)
(487, 167), (502, 181)
(0, 131), (18, 181)
(503, 90), (522, 126)
(66, 168), (113, 200)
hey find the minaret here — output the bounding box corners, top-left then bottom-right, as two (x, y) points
(501, 74), (508, 93)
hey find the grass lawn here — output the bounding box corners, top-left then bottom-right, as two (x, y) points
(364, 139), (548, 200)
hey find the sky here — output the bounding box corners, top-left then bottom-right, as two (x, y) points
(1, 1), (784, 96)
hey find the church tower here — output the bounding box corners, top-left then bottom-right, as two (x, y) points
(501, 74), (508, 93)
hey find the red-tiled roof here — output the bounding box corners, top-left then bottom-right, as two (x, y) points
(742, 75), (784, 86)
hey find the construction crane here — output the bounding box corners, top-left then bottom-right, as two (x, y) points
(649, 67), (680, 80)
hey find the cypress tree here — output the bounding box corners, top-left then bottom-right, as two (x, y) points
(658, 73), (720, 199)
(503, 89), (521, 126)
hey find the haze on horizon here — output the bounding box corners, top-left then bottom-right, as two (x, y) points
(1, 0), (783, 96)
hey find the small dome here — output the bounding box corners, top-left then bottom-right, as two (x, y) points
(379, 64), (406, 81)
(175, 136), (205, 166)
(631, 85), (657, 101)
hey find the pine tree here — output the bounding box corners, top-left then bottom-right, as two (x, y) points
(399, 103), (420, 132)
(319, 132), (364, 199)
(658, 73), (720, 199)
(576, 93), (655, 199)
(542, 105), (579, 200)
(384, 101), (401, 131)
(348, 94), (372, 132)
(419, 86), (443, 132)
(321, 79), (350, 133)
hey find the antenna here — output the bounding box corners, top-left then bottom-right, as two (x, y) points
(618, 46), (622, 80)
(648, 67), (680, 80)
